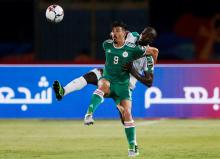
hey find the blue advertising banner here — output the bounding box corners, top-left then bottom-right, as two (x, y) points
(0, 64), (220, 119)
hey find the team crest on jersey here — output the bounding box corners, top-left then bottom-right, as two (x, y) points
(123, 51), (128, 57)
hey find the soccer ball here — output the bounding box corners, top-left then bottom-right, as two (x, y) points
(46, 5), (64, 23)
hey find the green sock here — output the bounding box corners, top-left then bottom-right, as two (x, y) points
(125, 127), (136, 149)
(87, 93), (103, 114)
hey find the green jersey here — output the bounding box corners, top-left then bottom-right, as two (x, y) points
(102, 39), (146, 84)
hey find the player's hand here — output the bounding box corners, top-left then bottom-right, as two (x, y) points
(146, 47), (159, 64)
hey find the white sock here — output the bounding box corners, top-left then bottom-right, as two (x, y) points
(64, 76), (87, 96)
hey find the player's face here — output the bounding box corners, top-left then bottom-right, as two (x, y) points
(112, 27), (126, 43)
(138, 27), (157, 46)
(139, 28), (149, 45)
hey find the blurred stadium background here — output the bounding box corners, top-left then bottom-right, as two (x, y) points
(1, 0), (220, 63)
(0, 0), (220, 158)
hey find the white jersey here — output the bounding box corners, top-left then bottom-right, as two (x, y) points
(125, 32), (154, 90)
(126, 32), (139, 43)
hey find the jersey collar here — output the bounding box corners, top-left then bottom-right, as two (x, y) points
(113, 42), (126, 49)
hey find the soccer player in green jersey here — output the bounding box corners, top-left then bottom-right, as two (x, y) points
(53, 27), (158, 101)
(85, 21), (158, 157)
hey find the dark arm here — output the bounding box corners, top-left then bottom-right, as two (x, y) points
(129, 65), (153, 87)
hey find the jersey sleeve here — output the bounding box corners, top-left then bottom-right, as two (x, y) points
(102, 41), (107, 51)
(126, 32), (140, 43)
(131, 32), (140, 39)
(102, 39), (113, 51)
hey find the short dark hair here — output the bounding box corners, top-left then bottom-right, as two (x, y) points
(111, 21), (127, 30)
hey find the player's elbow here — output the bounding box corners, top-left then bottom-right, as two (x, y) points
(143, 73), (153, 87)
(141, 78), (153, 87)
(154, 48), (159, 54)
(145, 80), (153, 88)
(146, 82), (153, 88)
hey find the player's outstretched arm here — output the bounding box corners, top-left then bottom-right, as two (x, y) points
(130, 66), (153, 87)
(124, 62), (153, 87)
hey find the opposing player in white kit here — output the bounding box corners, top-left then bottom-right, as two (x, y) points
(53, 27), (158, 101)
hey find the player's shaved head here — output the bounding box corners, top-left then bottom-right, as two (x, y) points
(138, 27), (157, 46)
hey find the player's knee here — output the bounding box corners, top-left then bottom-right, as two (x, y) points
(98, 79), (110, 94)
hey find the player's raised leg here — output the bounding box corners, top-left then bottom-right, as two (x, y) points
(64, 69), (102, 96)
(84, 78), (110, 125)
(53, 68), (102, 101)
(52, 76), (87, 101)
(63, 76), (87, 96)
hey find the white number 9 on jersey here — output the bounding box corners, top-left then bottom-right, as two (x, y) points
(113, 56), (119, 64)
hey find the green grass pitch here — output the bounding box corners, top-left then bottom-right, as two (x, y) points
(0, 119), (219, 159)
